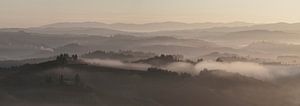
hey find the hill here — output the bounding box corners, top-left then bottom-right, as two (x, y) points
(40, 21), (253, 32)
(134, 54), (183, 66)
(26, 27), (133, 36)
(0, 31), (225, 60)
(242, 41), (300, 55)
(0, 54), (290, 106)
(221, 30), (298, 41)
(82, 50), (156, 62)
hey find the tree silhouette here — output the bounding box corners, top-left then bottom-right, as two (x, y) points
(216, 57), (223, 62)
(72, 54), (78, 61)
(197, 58), (204, 63)
(56, 54), (69, 64)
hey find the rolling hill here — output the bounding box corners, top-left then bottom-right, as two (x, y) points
(0, 54), (290, 106)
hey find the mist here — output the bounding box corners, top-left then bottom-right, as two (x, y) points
(82, 58), (300, 80)
(165, 62), (197, 75)
(82, 58), (151, 71)
(195, 61), (272, 80)
(165, 61), (300, 80)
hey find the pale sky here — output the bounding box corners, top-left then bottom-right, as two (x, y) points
(1, 0), (300, 27)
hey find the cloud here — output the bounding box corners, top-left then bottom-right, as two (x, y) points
(40, 46), (54, 52)
(165, 62), (197, 75)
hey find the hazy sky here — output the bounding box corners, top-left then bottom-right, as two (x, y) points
(1, 0), (300, 27)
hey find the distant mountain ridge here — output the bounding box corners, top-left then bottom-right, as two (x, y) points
(220, 30), (298, 40)
(41, 21), (254, 32)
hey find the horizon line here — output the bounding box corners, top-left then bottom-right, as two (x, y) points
(1, 21), (300, 29)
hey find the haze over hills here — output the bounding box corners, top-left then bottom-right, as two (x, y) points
(184, 22), (300, 33)
(242, 41), (300, 55)
(3, 0), (300, 105)
(216, 30), (298, 41)
(36, 21), (300, 34)
(2, 21), (300, 106)
(17, 21), (300, 45)
(40, 21), (254, 32)
(0, 31), (226, 60)
(2, 22), (300, 60)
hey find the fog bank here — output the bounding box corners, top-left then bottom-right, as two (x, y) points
(82, 58), (151, 71)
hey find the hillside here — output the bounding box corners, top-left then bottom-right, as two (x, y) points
(0, 31), (225, 60)
(242, 41), (300, 55)
(0, 54), (289, 106)
(82, 50), (156, 62)
(221, 30), (298, 41)
(134, 54), (183, 66)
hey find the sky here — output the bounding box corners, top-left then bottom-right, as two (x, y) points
(0, 0), (300, 27)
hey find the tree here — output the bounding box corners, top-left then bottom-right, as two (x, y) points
(197, 58), (204, 63)
(216, 57), (223, 62)
(56, 53), (71, 64)
(72, 54), (78, 60)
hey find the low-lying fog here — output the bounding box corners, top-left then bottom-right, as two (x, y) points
(168, 62), (300, 80)
(82, 58), (152, 71)
(82, 58), (300, 81)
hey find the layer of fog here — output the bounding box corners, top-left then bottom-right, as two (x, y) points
(82, 58), (300, 80)
(82, 58), (151, 71)
(166, 61), (300, 80)
(196, 62), (271, 80)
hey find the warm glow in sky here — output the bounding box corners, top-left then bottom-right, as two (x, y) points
(1, 0), (300, 27)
